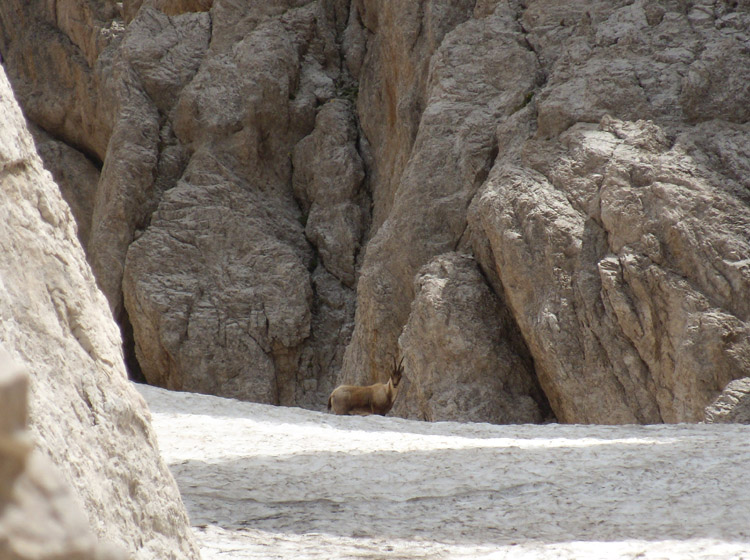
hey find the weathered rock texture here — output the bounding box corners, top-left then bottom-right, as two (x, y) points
(342, 2), (544, 393)
(704, 378), (750, 424)
(392, 253), (547, 423)
(0, 349), (126, 560)
(0, 67), (199, 559)
(121, 1), (357, 407)
(3, 0), (750, 424)
(344, 0), (750, 423)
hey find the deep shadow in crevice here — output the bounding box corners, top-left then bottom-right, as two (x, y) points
(120, 307), (146, 383)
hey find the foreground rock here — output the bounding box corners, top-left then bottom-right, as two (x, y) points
(0, 67), (199, 559)
(0, 350), (125, 560)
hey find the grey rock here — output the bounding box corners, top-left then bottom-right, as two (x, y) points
(293, 99), (366, 288)
(0, 0), (121, 161)
(470, 115), (750, 423)
(342, 10), (541, 395)
(704, 378), (750, 424)
(392, 254), (546, 424)
(88, 7), (209, 314)
(123, 177), (314, 402)
(122, 2), (355, 407)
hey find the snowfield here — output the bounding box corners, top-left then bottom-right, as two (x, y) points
(137, 384), (750, 559)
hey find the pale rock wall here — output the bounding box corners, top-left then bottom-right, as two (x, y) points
(704, 378), (750, 424)
(0, 67), (199, 559)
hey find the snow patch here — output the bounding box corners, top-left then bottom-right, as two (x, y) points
(137, 383), (750, 559)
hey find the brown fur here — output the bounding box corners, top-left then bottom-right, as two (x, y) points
(328, 358), (404, 416)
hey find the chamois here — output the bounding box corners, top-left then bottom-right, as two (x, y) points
(327, 357), (404, 416)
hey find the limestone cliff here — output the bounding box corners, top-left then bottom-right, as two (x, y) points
(2, 0), (749, 424)
(0, 66), (199, 559)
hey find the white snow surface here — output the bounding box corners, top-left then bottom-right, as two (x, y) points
(136, 383), (750, 559)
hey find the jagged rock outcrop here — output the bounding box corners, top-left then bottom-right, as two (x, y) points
(392, 253), (547, 423)
(2, 0), (749, 425)
(89, 5), (214, 315)
(0, 67), (199, 559)
(704, 378), (750, 424)
(465, 2), (750, 423)
(471, 115), (750, 423)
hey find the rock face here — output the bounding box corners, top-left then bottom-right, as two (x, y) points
(121, 1), (356, 407)
(470, 116), (750, 423)
(392, 253), (547, 423)
(0, 67), (199, 559)
(464, 2), (750, 423)
(343, 1), (750, 423)
(704, 378), (750, 424)
(342, 3), (543, 390)
(2, 0), (750, 425)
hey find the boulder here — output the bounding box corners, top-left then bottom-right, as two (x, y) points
(471, 114), (750, 423)
(704, 378), (750, 424)
(462, 0), (750, 423)
(88, 6), (210, 314)
(392, 254), (547, 423)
